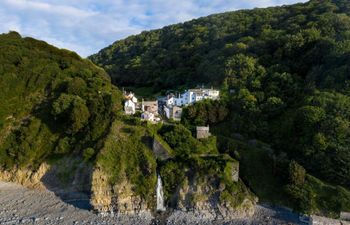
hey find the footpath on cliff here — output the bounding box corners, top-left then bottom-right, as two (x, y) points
(0, 181), (302, 225)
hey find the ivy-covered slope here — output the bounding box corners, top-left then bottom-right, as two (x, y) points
(0, 31), (122, 169)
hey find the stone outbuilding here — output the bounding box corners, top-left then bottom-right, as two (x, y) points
(164, 105), (183, 121)
(196, 126), (211, 139)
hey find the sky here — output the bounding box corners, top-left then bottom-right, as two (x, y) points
(0, 0), (307, 57)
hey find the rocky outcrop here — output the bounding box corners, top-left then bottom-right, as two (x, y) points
(0, 157), (94, 211)
(90, 168), (113, 212)
(0, 163), (49, 189)
(90, 167), (152, 216)
(176, 177), (257, 220)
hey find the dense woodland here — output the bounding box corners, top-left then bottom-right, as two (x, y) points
(91, 0), (350, 215)
(0, 32), (122, 168)
(0, 32), (251, 214)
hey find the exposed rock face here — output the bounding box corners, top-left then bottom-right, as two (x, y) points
(0, 159), (256, 221)
(90, 168), (113, 213)
(90, 167), (152, 216)
(0, 163), (49, 189)
(176, 177), (257, 220)
(0, 157), (94, 210)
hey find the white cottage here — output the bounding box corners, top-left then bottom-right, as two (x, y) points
(124, 99), (136, 115)
(173, 87), (220, 106)
(124, 91), (138, 115)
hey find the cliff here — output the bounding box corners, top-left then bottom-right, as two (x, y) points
(90, 167), (152, 215)
(176, 175), (256, 220)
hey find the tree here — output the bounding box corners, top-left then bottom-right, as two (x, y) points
(288, 160), (306, 187)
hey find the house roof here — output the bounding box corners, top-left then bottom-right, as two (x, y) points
(188, 88), (219, 94)
(196, 126), (210, 131)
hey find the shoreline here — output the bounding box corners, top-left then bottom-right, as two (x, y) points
(0, 181), (302, 225)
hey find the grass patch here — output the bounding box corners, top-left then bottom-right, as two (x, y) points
(96, 119), (157, 203)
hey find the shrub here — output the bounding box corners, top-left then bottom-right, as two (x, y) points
(83, 148), (95, 161)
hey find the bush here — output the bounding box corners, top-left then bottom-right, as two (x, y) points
(83, 148), (95, 161)
(288, 160), (306, 187)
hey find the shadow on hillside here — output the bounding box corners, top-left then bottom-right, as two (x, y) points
(40, 157), (93, 211)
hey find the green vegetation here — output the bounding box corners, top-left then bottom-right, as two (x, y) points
(3, 0), (350, 217)
(216, 135), (350, 217)
(91, 0), (350, 215)
(279, 91), (350, 187)
(217, 135), (287, 206)
(90, 0), (350, 94)
(96, 118), (157, 203)
(158, 124), (218, 158)
(91, 0), (350, 187)
(0, 32), (122, 169)
(182, 100), (228, 126)
(0, 32), (253, 212)
(157, 124), (253, 208)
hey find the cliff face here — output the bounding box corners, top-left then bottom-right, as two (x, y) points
(0, 163), (49, 189)
(90, 167), (152, 215)
(175, 176), (256, 220)
(0, 157), (93, 207)
(0, 118), (256, 219)
(90, 167), (256, 218)
(0, 160), (256, 220)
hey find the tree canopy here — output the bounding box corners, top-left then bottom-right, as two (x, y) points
(0, 32), (122, 168)
(91, 0), (350, 192)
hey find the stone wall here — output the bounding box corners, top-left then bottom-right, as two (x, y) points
(196, 126), (211, 139)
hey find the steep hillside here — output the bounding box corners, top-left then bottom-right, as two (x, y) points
(90, 0), (350, 216)
(90, 0), (350, 93)
(0, 31), (122, 168)
(0, 32), (255, 218)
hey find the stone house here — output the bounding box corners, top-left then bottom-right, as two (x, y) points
(142, 100), (158, 115)
(164, 105), (183, 121)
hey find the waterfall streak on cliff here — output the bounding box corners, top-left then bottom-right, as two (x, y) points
(156, 174), (166, 211)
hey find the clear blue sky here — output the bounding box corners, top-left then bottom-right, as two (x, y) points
(0, 0), (307, 57)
